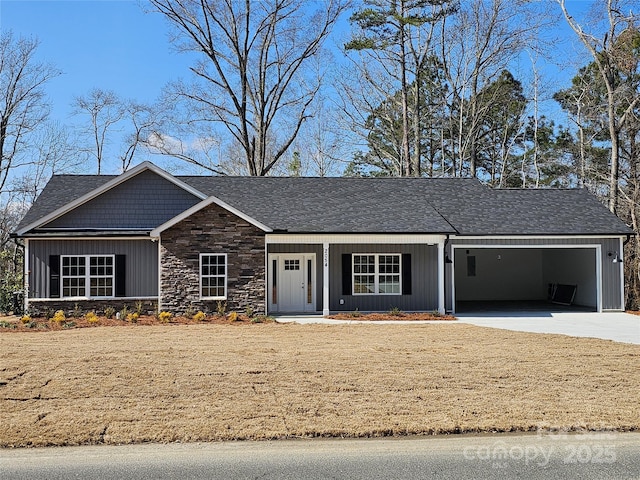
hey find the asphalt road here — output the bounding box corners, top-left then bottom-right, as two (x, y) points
(2, 432), (639, 479)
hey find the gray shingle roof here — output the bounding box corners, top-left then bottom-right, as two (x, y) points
(16, 168), (634, 236)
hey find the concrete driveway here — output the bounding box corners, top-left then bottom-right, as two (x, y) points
(276, 312), (640, 345)
(456, 311), (640, 345)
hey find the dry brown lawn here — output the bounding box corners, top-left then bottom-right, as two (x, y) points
(1, 323), (638, 447)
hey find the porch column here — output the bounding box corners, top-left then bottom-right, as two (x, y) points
(23, 239), (29, 313)
(437, 241), (445, 315)
(323, 242), (330, 315)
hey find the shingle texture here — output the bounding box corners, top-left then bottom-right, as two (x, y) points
(16, 167), (634, 236)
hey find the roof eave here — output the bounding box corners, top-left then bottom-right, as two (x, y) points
(15, 162), (208, 236)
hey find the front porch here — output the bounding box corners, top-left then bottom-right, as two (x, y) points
(266, 234), (447, 316)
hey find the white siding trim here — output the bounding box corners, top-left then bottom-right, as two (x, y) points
(157, 236), (163, 312)
(24, 239), (29, 313)
(437, 241), (445, 315)
(29, 296), (158, 302)
(450, 243), (603, 313)
(151, 196), (272, 236)
(619, 237), (625, 310)
(451, 235), (627, 241)
(266, 234), (446, 245)
(26, 237), (153, 241)
(323, 242), (329, 315)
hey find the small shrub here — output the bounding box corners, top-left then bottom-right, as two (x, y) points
(62, 321), (76, 329)
(126, 312), (139, 323)
(0, 320), (16, 329)
(52, 310), (66, 323)
(43, 308), (54, 320)
(348, 309), (361, 318)
(158, 311), (172, 323)
(72, 303), (82, 318)
(184, 305), (197, 319)
(228, 311), (239, 322)
(388, 306), (403, 316)
(104, 306), (116, 319)
(20, 314), (32, 324)
(216, 300), (227, 317)
(245, 305), (254, 318)
(430, 310), (443, 318)
(85, 311), (99, 324)
(119, 305), (129, 320)
(251, 315), (274, 324)
(192, 310), (207, 322)
(25, 321), (37, 329)
(135, 301), (144, 315)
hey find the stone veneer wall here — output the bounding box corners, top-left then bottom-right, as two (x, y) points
(27, 299), (158, 317)
(159, 202), (266, 315)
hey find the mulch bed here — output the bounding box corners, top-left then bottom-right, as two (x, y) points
(327, 312), (456, 321)
(0, 313), (268, 332)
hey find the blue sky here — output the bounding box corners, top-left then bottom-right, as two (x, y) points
(1, 0), (594, 175)
(1, 0), (194, 122)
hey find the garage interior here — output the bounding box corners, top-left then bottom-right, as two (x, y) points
(454, 247), (598, 313)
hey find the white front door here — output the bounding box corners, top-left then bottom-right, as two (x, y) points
(269, 254), (316, 313)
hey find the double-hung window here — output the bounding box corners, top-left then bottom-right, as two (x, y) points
(61, 255), (114, 298)
(200, 253), (227, 299)
(353, 254), (401, 295)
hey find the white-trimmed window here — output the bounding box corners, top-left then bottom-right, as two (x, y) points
(353, 254), (401, 295)
(61, 255), (114, 298)
(200, 253), (227, 299)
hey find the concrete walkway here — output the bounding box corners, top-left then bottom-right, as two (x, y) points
(275, 312), (640, 345)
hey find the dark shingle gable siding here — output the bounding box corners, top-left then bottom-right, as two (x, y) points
(42, 170), (201, 230)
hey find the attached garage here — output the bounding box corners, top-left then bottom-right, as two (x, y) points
(448, 237), (626, 313)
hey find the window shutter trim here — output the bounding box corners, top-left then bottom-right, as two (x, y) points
(402, 253), (412, 295)
(115, 255), (126, 297)
(49, 255), (61, 298)
(341, 253), (352, 295)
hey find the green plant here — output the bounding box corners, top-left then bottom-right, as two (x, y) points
(72, 303), (82, 318)
(430, 310), (443, 318)
(43, 307), (54, 320)
(388, 306), (403, 316)
(245, 305), (254, 318)
(52, 310), (66, 323)
(184, 305), (197, 319)
(158, 311), (172, 323)
(251, 315), (274, 324)
(119, 305), (129, 320)
(62, 321), (76, 329)
(24, 321), (37, 329)
(348, 309), (361, 318)
(135, 301), (144, 315)
(228, 311), (239, 322)
(216, 300), (227, 317)
(0, 320), (16, 329)
(192, 310), (207, 322)
(104, 306), (116, 319)
(85, 311), (99, 324)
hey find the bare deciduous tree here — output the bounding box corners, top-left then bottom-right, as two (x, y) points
(0, 32), (60, 195)
(72, 88), (125, 175)
(558, 0), (640, 214)
(148, 0), (349, 176)
(439, 0), (551, 178)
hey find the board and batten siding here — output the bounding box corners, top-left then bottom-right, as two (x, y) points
(28, 239), (158, 298)
(448, 237), (625, 310)
(329, 243), (438, 312)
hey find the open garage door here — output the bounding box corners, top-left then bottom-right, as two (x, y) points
(453, 247), (600, 313)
